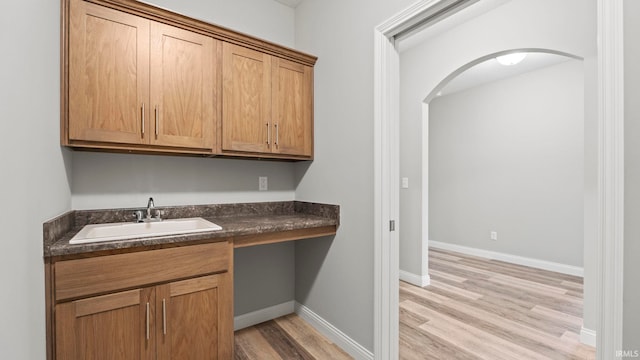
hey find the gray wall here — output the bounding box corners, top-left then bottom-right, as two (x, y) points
(0, 1), (72, 358)
(429, 60), (584, 266)
(624, 0), (640, 351)
(293, 0), (416, 351)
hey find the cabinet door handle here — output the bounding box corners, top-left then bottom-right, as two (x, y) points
(266, 123), (270, 146)
(162, 298), (167, 335)
(145, 302), (150, 340)
(275, 123), (279, 147)
(141, 103), (145, 137)
(155, 106), (159, 138)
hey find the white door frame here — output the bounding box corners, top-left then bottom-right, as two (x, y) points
(372, 1), (624, 359)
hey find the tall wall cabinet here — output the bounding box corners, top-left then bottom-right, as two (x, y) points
(62, 0), (316, 160)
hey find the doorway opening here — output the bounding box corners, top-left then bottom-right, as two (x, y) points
(373, 1), (624, 359)
(399, 49), (594, 357)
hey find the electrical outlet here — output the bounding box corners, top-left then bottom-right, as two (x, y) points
(259, 176), (268, 191)
(401, 177), (409, 189)
(490, 231), (498, 241)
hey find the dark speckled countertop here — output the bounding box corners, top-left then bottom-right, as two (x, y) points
(43, 201), (339, 258)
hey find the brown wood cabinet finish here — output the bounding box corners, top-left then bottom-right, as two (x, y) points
(52, 241), (233, 360)
(221, 43), (272, 154)
(271, 58), (313, 157)
(67, 0), (216, 152)
(149, 22), (216, 150)
(68, 0), (150, 145)
(221, 43), (313, 159)
(56, 288), (155, 359)
(62, 0), (316, 159)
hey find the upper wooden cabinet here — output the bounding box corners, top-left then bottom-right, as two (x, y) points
(221, 43), (313, 159)
(62, 0), (316, 160)
(221, 43), (272, 154)
(66, 0), (215, 152)
(68, 0), (150, 146)
(149, 22), (215, 150)
(272, 58), (313, 157)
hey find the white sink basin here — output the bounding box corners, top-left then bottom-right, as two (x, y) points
(69, 218), (222, 244)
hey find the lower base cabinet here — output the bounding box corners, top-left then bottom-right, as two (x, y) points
(51, 242), (233, 359)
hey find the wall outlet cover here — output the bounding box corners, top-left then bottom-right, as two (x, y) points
(259, 176), (268, 191)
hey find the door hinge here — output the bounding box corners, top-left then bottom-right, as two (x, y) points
(390, 220), (396, 232)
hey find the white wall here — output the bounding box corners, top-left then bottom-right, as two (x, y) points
(429, 59), (584, 266)
(293, 0), (417, 351)
(0, 1), (72, 358)
(624, 0), (640, 351)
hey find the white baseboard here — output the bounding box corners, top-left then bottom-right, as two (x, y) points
(295, 302), (373, 360)
(429, 241), (584, 277)
(580, 326), (597, 347)
(234, 301), (295, 331)
(399, 270), (431, 287)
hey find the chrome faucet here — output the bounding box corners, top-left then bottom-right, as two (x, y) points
(133, 197), (162, 222)
(146, 197), (155, 220)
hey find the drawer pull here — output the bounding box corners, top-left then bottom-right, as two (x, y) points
(162, 298), (167, 335)
(145, 302), (150, 340)
(141, 103), (145, 137)
(266, 123), (270, 146)
(155, 106), (159, 138)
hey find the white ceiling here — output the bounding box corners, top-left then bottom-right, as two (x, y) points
(438, 52), (575, 97)
(273, 0), (303, 8)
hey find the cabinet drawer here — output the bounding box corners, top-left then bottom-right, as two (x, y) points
(55, 241), (230, 301)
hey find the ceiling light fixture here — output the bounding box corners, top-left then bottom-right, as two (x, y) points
(495, 52), (527, 66)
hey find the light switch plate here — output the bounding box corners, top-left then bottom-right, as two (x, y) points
(401, 177), (409, 189)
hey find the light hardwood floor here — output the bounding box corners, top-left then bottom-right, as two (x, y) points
(235, 247), (594, 359)
(234, 313), (352, 360)
(400, 247), (596, 359)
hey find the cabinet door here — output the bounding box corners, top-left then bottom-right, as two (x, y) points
(55, 288), (155, 360)
(222, 43), (272, 153)
(150, 23), (215, 150)
(272, 58), (313, 157)
(68, 0), (150, 144)
(156, 273), (233, 359)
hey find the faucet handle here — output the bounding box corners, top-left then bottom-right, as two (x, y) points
(133, 210), (144, 223)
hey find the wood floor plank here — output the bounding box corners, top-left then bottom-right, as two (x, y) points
(402, 300), (552, 360)
(235, 326), (284, 360)
(274, 314), (352, 360)
(531, 305), (585, 328)
(429, 279), (483, 300)
(236, 248), (593, 359)
(256, 321), (315, 360)
(235, 315), (353, 360)
(400, 282), (592, 359)
(429, 268), (467, 283)
(398, 248), (595, 359)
